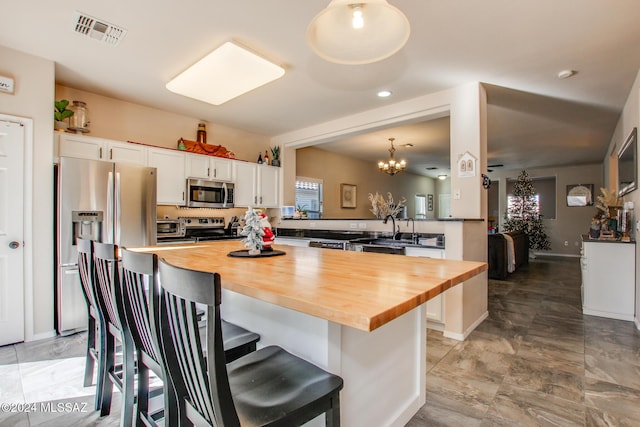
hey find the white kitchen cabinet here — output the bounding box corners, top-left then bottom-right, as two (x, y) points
(405, 246), (446, 328)
(147, 147), (186, 205)
(581, 239), (635, 321)
(57, 133), (146, 165)
(234, 162), (279, 208)
(186, 153), (233, 181)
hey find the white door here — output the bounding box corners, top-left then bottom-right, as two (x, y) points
(0, 120), (24, 346)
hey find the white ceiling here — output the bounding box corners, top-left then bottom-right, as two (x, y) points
(2, 1), (639, 175)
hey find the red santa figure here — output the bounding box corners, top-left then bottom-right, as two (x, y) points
(259, 212), (275, 249)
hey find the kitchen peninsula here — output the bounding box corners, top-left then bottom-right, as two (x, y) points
(135, 240), (486, 426)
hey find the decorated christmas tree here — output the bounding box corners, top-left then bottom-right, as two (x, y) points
(503, 170), (551, 251)
(241, 208), (265, 253)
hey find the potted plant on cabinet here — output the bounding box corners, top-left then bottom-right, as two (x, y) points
(270, 146), (280, 167)
(54, 99), (74, 132)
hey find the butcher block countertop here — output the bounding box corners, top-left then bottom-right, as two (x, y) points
(134, 241), (487, 332)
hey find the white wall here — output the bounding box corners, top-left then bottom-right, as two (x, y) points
(296, 146), (436, 218)
(0, 45), (55, 340)
(604, 68), (640, 330)
(56, 85), (271, 162)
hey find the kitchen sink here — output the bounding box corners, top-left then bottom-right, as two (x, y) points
(368, 238), (416, 247)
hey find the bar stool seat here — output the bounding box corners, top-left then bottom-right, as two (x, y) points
(228, 345), (344, 426)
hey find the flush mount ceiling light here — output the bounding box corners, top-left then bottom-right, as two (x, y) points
(166, 41), (285, 105)
(378, 137), (406, 176)
(307, 0), (410, 65)
(377, 90), (392, 98)
(438, 174), (447, 180)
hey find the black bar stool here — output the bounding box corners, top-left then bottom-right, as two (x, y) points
(120, 249), (261, 426)
(153, 257), (343, 426)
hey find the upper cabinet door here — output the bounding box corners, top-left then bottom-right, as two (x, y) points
(105, 140), (146, 165)
(258, 166), (279, 208)
(186, 153), (234, 181)
(233, 161), (257, 207)
(147, 148), (186, 205)
(57, 134), (145, 165)
(57, 134), (104, 160)
(211, 157), (233, 181)
(186, 153), (211, 179)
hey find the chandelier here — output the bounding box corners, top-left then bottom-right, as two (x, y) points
(378, 138), (406, 175)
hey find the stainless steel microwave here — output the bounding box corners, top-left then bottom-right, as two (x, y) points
(186, 179), (234, 208)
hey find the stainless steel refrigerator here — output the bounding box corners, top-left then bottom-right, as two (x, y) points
(55, 157), (157, 335)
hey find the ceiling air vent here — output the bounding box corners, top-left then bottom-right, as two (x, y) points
(72, 12), (127, 46)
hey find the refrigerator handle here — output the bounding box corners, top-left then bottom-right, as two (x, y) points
(106, 171), (114, 243)
(222, 182), (227, 208)
(115, 171), (122, 246)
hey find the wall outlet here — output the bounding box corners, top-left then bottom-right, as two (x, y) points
(310, 222), (316, 228)
(358, 223), (367, 229)
(349, 223), (357, 229)
(564, 241), (569, 246)
(454, 189), (461, 199)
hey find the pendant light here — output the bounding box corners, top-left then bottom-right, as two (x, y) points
(378, 138), (406, 176)
(306, 0), (411, 65)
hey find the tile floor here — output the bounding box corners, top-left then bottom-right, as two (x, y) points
(1, 256), (639, 426)
(408, 256), (640, 426)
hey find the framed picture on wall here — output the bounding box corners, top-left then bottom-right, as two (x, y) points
(566, 184), (594, 206)
(341, 183), (357, 208)
(427, 194), (433, 211)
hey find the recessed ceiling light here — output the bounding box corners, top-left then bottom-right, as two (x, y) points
(557, 69), (576, 79)
(377, 90), (392, 98)
(166, 41), (285, 105)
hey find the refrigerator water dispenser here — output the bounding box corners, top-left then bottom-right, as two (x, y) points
(72, 210), (103, 243)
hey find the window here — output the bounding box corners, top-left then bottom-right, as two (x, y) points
(295, 177), (323, 219)
(415, 195), (426, 219)
(506, 176), (556, 219)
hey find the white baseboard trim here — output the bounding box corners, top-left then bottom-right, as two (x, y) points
(635, 317), (640, 331)
(426, 320), (444, 332)
(26, 330), (56, 342)
(443, 311), (489, 341)
(532, 252), (580, 258)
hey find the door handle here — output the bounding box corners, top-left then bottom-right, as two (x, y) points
(9, 241), (20, 249)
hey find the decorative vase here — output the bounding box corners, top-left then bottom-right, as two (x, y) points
(271, 159), (280, 167)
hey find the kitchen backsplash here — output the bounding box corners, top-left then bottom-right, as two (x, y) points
(157, 205), (278, 225)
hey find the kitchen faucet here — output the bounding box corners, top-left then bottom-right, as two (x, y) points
(406, 218), (417, 243)
(383, 214), (398, 239)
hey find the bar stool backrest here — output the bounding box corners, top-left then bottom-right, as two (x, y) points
(77, 238), (97, 309)
(93, 242), (121, 329)
(120, 249), (160, 363)
(153, 258), (240, 427)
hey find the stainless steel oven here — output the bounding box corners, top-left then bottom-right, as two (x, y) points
(187, 179), (234, 208)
